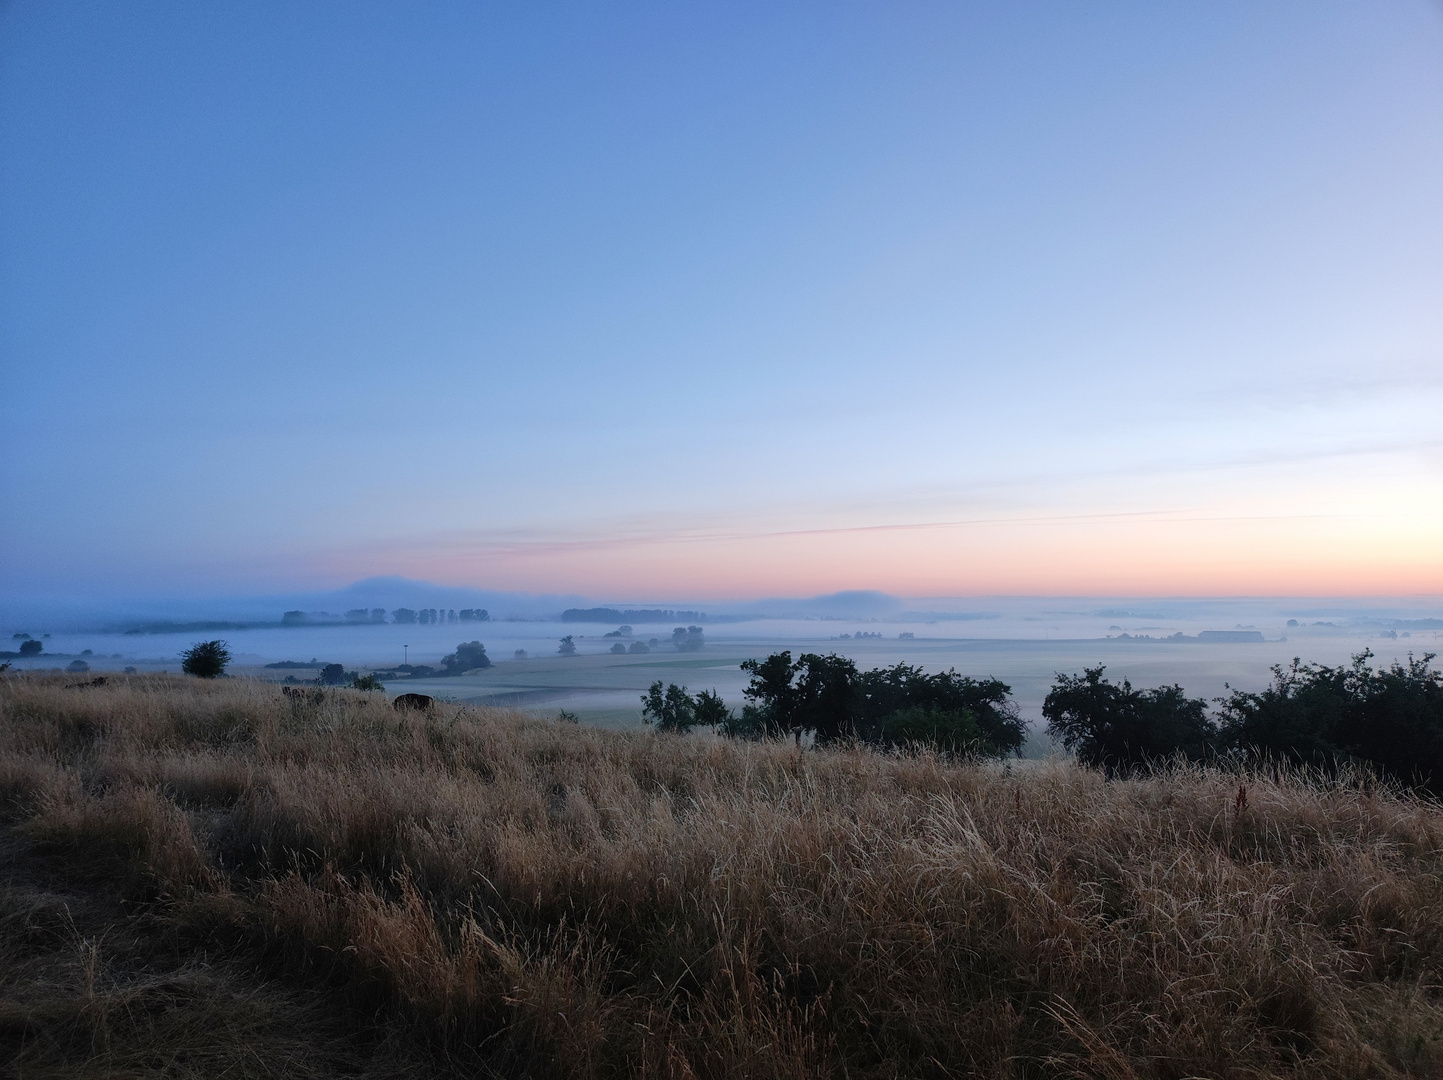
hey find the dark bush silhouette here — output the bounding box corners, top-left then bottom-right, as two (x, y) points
(318, 663), (348, 686)
(728, 653), (1024, 756)
(1218, 650), (1443, 790)
(180, 640), (231, 678)
(351, 673), (384, 691)
(440, 641), (491, 674)
(1043, 666), (1214, 774)
(18, 639), (42, 657)
(557, 636), (577, 657)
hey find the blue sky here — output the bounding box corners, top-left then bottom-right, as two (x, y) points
(2, 2), (1440, 602)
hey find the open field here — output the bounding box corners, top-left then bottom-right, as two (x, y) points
(4, 673), (1443, 1077)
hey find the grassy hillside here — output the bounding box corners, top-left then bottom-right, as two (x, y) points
(3, 674), (1443, 1078)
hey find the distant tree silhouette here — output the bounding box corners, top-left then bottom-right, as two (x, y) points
(557, 635), (577, 656)
(441, 641), (491, 674)
(671, 626), (705, 651)
(18, 640), (42, 657)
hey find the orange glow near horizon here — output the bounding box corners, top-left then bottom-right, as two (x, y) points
(312, 504), (1443, 600)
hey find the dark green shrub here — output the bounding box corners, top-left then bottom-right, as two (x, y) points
(1043, 666), (1214, 774)
(1219, 651), (1443, 789)
(180, 640), (230, 678)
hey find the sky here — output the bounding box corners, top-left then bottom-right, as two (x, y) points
(2, 1), (1441, 605)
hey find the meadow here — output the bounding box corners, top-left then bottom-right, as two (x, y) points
(4, 673), (1443, 1078)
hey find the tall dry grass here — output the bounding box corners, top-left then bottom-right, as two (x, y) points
(3, 672), (1443, 1078)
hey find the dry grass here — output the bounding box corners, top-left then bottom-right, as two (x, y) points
(3, 673), (1443, 1078)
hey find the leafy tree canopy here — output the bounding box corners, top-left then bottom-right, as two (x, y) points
(1043, 666), (1213, 774)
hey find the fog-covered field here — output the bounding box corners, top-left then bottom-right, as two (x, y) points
(8, 598), (1438, 748)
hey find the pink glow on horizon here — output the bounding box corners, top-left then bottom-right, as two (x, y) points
(308, 510), (1443, 599)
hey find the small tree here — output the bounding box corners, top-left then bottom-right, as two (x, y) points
(642, 681), (699, 733)
(557, 635), (577, 656)
(18, 639), (42, 657)
(318, 663), (347, 685)
(181, 640), (231, 678)
(352, 673), (384, 691)
(693, 688), (731, 730)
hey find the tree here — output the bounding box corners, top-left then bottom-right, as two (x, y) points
(1044, 666), (1213, 775)
(642, 681), (700, 733)
(352, 673), (384, 691)
(859, 663), (1025, 757)
(726, 652), (1025, 756)
(1218, 651), (1443, 790)
(392, 608), (418, 624)
(440, 641), (491, 674)
(671, 626), (705, 651)
(557, 635), (577, 656)
(181, 640), (231, 678)
(318, 663), (348, 686)
(736, 651), (801, 738)
(18, 640), (42, 657)
(610, 642), (627, 654)
(692, 688), (731, 730)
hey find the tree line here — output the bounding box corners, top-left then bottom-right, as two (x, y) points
(643, 649), (1443, 792)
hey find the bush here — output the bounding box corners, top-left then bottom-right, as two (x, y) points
(318, 663), (348, 686)
(732, 652), (1025, 755)
(1043, 666), (1214, 774)
(180, 640), (230, 678)
(351, 673), (385, 691)
(865, 704), (989, 753)
(1219, 650), (1443, 789)
(18, 640), (41, 657)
